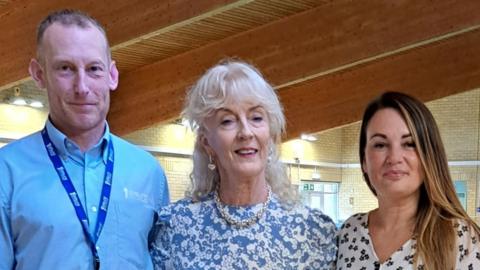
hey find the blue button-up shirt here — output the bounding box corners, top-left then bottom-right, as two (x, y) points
(0, 120), (169, 270)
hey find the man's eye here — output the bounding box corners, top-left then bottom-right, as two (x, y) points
(89, 66), (103, 72)
(59, 65), (72, 71)
(56, 65), (75, 75)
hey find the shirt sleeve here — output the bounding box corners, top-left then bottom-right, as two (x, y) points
(150, 161), (170, 210)
(150, 207), (172, 270)
(0, 158), (14, 269)
(309, 208), (338, 269)
(147, 163), (170, 250)
(320, 217), (338, 270)
(159, 170), (170, 207)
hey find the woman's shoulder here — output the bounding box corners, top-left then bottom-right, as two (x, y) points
(453, 218), (479, 234)
(306, 207), (337, 229)
(156, 194), (215, 225)
(336, 213), (370, 255)
(282, 202), (337, 235)
(453, 218), (480, 267)
(344, 212), (368, 223)
(273, 202), (337, 264)
(338, 212), (369, 233)
(453, 218), (480, 244)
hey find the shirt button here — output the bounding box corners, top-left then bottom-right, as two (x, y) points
(96, 246), (100, 251)
(91, 206), (97, 212)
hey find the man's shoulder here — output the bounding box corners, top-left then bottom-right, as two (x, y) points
(0, 132), (43, 156)
(0, 132), (44, 172)
(110, 134), (158, 163)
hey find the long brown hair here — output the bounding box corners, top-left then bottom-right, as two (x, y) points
(359, 91), (480, 269)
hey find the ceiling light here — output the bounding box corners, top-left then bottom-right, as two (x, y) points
(12, 98), (27, 106)
(300, 134), (317, 142)
(29, 101), (44, 108)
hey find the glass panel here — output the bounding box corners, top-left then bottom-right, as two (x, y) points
(454, 180), (467, 210)
(299, 181), (340, 226)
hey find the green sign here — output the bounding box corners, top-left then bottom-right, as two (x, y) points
(303, 183), (314, 191)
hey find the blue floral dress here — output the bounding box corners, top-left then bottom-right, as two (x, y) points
(151, 193), (337, 269)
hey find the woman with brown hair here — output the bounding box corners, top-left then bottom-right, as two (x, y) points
(336, 91), (480, 270)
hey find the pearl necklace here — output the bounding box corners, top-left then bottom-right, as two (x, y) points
(214, 185), (271, 228)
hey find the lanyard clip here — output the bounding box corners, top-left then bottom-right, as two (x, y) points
(94, 256), (100, 270)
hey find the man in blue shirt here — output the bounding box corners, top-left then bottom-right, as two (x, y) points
(0, 9), (169, 269)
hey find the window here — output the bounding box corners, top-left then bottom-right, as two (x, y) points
(299, 181), (340, 226)
(454, 180), (467, 210)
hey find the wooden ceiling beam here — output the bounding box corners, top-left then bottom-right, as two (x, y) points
(0, 0), (240, 90)
(281, 29), (480, 141)
(108, 0), (480, 135)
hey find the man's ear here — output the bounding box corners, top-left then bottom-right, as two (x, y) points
(29, 59), (46, 89)
(108, 60), (119, 91)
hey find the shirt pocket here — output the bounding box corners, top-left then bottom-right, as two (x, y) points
(113, 198), (156, 269)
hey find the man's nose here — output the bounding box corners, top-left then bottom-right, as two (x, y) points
(74, 71), (89, 95)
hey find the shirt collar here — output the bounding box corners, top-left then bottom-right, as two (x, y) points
(45, 118), (111, 163)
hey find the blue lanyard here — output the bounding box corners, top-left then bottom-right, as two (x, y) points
(41, 128), (114, 267)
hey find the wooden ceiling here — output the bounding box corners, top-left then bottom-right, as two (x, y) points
(1, 0), (479, 140)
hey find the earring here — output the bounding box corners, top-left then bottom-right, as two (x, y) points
(267, 147), (273, 163)
(208, 155), (216, 171)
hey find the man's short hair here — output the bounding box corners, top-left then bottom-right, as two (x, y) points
(36, 9), (111, 61)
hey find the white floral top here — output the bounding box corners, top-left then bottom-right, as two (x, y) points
(336, 213), (480, 270)
(151, 193), (337, 270)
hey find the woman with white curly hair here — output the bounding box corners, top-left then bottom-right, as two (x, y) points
(151, 59), (337, 269)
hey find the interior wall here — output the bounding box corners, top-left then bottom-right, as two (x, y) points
(1, 88), (479, 222)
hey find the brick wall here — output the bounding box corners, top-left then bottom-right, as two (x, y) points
(340, 123), (361, 164)
(282, 126), (343, 163)
(338, 168), (377, 221)
(124, 122), (195, 151)
(428, 89), (480, 161)
(154, 155), (193, 201)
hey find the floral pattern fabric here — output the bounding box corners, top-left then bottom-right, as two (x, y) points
(336, 213), (480, 270)
(151, 193), (337, 270)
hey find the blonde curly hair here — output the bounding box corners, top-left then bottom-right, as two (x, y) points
(182, 59), (299, 205)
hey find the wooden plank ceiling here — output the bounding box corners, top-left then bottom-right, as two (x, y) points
(1, 0), (479, 141)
